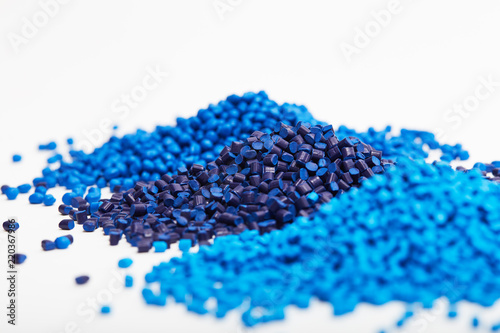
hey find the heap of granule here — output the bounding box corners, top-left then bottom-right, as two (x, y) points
(142, 158), (500, 327)
(61, 122), (393, 252)
(27, 91), (319, 193)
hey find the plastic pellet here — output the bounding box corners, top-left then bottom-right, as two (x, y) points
(100, 306), (110, 314)
(82, 221), (96, 232)
(118, 258), (133, 268)
(17, 183), (31, 193)
(55, 236), (71, 249)
(38, 141), (57, 150)
(64, 234), (74, 243)
(5, 187), (20, 200)
(3, 220), (19, 232)
(1, 186), (10, 195)
(29, 192), (44, 204)
(125, 275), (134, 288)
(153, 241), (168, 252)
(75, 275), (90, 285)
(13, 254), (27, 264)
(41, 240), (56, 251)
(75, 211), (87, 224)
(58, 219), (75, 230)
(35, 186), (47, 195)
(12, 154), (22, 162)
(179, 239), (192, 252)
(58, 204), (72, 215)
(43, 194), (56, 206)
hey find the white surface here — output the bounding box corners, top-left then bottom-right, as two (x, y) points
(1, 1), (500, 332)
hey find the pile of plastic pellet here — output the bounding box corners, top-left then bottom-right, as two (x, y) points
(142, 158), (500, 328)
(3, 91), (496, 331)
(58, 122), (394, 252)
(24, 91), (319, 192)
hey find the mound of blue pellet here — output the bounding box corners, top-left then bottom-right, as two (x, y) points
(29, 92), (320, 192)
(142, 158), (500, 327)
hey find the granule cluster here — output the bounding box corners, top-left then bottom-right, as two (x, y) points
(142, 159), (500, 327)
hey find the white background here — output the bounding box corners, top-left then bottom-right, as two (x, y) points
(1, 1), (500, 332)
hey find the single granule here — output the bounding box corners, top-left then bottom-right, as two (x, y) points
(5, 187), (19, 200)
(41, 240), (56, 251)
(17, 184), (31, 193)
(75, 275), (90, 285)
(28, 192), (44, 204)
(141, 158), (500, 326)
(13, 254), (27, 264)
(54, 236), (72, 249)
(125, 275), (133, 288)
(2, 220), (19, 232)
(118, 258), (133, 268)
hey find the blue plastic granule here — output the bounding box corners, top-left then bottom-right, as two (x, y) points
(59, 219), (75, 230)
(472, 317), (480, 328)
(125, 275), (134, 288)
(82, 221), (96, 232)
(118, 258), (133, 268)
(2, 220), (19, 232)
(5, 187), (19, 200)
(41, 240), (56, 251)
(17, 183), (31, 193)
(75, 275), (90, 285)
(12, 154), (22, 162)
(13, 254), (27, 264)
(35, 186), (47, 195)
(54, 236), (71, 249)
(47, 154), (63, 164)
(493, 323), (500, 331)
(141, 158), (500, 326)
(1, 185), (10, 194)
(179, 239), (192, 252)
(28, 192), (44, 204)
(38, 141), (57, 150)
(100, 306), (111, 314)
(153, 241), (168, 252)
(62, 192), (77, 206)
(43, 194), (56, 206)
